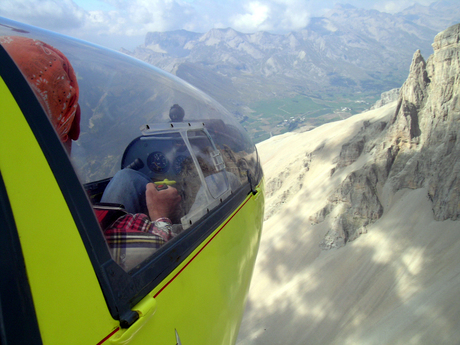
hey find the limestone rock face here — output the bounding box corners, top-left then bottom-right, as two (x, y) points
(316, 23), (460, 249)
(335, 139), (365, 169)
(370, 88), (400, 110)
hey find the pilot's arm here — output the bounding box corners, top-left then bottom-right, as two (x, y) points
(104, 185), (181, 270)
(146, 183), (181, 221)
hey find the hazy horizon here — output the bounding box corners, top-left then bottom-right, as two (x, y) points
(0, 0), (441, 51)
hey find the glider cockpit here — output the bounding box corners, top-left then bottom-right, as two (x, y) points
(0, 16), (264, 345)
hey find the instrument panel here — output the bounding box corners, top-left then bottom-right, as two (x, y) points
(121, 134), (192, 178)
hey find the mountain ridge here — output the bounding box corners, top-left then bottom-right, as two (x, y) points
(121, 1), (460, 142)
(305, 23), (460, 248)
(237, 22), (460, 344)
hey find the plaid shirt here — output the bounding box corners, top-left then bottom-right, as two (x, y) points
(104, 213), (174, 271)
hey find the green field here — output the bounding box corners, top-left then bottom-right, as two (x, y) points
(251, 96), (328, 118)
(242, 94), (379, 143)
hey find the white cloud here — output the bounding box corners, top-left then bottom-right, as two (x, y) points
(277, 0), (311, 30)
(0, 0), (440, 50)
(0, 0), (196, 35)
(231, 2), (271, 32)
(78, 0), (196, 36)
(0, 0), (199, 48)
(0, 0), (85, 30)
(371, 0), (434, 13)
(230, 0), (311, 33)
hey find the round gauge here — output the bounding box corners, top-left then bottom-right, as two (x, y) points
(147, 151), (169, 173)
(173, 155), (188, 174)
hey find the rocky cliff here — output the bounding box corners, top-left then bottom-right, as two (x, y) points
(311, 23), (460, 249)
(370, 88), (400, 110)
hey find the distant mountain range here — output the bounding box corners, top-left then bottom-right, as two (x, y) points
(122, 1), (460, 141)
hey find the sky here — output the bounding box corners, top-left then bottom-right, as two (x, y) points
(0, 0), (438, 51)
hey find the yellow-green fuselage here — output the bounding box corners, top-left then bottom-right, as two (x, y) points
(1, 74), (265, 344)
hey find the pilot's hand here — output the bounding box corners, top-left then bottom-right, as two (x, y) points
(146, 183), (181, 221)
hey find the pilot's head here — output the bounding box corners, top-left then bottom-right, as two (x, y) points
(169, 104), (185, 122)
(1, 36), (80, 152)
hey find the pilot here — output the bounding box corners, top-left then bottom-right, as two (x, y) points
(2, 36), (180, 269)
(169, 103), (185, 122)
(101, 168), (152, 215)
(99, 166), (182, 270)
(1, 36), (80, 153)
(103, 182), (182, 270)
(101, 103), (186, 214)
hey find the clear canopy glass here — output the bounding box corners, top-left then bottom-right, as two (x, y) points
(1, 17), (261, 270)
